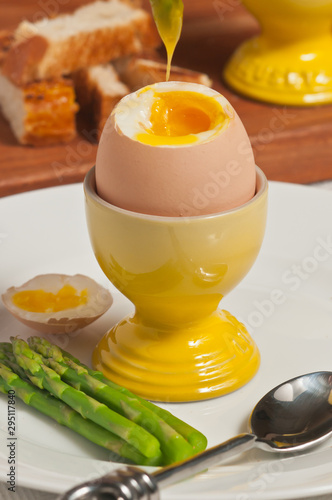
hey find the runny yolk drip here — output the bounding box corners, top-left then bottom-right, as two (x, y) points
(136, 90), (228, 146)
(12, 285), (88, 313)
(149, 0), (184, 81)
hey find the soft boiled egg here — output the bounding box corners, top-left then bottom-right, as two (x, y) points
(95, 81), (256, 216)
(2, 274), (113, 334)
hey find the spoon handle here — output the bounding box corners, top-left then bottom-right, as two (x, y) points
(153, 433), (256, 488)
(58, 434), (256, 500)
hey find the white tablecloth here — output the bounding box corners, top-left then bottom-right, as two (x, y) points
(2, 180), (332, 500)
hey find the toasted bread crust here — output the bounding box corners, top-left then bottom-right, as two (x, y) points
(2, 35), (49, 85)
(0, 31), (14, 67)
(22, 79), (78, 145)
(116, 57), (213, 90)
(74, 65), (129, 139)
(3, 4), (159, 85)
(0, 71), (78, 146)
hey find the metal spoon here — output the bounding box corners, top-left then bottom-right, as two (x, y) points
(59, 371), (332, 500)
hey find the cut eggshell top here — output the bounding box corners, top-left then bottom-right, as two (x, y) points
(96, 81), (256, 217)
(1, 274), (113, 334)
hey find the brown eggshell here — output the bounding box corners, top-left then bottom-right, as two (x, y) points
(1, 274), (113, 334)
(96, 82), (256, 217)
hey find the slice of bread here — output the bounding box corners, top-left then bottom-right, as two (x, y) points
(2, 0), (160, 85)
(74, 64), (129, 139)
(114, 56), (213, 90)
(0, 70), (78, 145)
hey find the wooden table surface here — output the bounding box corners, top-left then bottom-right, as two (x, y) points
(0, 0), (332, 197)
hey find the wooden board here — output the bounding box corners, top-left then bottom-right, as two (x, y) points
(1, 0), (332, 197)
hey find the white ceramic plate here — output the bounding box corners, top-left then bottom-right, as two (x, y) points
(0, 180), (332, 500)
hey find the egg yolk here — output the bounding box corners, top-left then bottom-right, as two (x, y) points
(12, 285), (88, 313)
(136, 91), (227, 146)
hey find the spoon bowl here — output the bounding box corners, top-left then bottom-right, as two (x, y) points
(250, 371), (332, 452)
(59, 371), (332, 500)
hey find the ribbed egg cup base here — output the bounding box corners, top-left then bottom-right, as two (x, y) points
(92, 308), (260, 402)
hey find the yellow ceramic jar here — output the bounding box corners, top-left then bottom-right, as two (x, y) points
(84, 167), (268, 402)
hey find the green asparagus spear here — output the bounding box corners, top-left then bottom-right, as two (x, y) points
(27, 338), (195, 464)
(0, 347), (27, 379)
(0, 345), (55, 398)
(28, 336), (207, 452)
(11, 338), (161, 460)
(0, 362), (161, 466)
(1, 342), (13, 352)
(0, 346), (11, 360)
(0, 352), (26, 380)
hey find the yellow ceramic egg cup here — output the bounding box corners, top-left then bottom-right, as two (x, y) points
(224, 0), (332, 106)
(84, 167), (268, 402)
